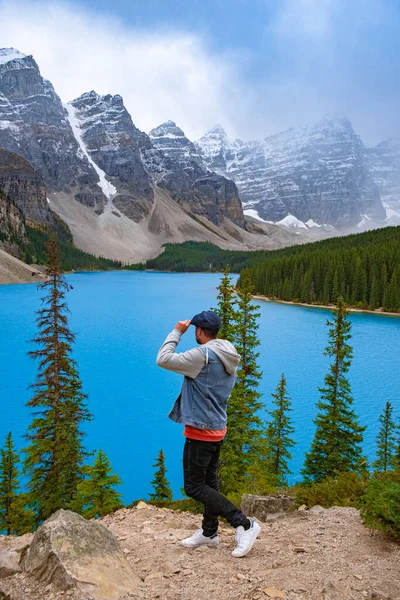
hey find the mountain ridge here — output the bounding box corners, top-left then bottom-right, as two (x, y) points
(195, 114), (390, 229)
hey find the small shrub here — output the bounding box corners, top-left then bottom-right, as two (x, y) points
(293, 472), (367, 508)
(361, 475), (400, 536)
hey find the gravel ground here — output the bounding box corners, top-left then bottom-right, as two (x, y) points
(0, 504), (399, 600)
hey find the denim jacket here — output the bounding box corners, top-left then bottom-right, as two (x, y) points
(156, 329), (240, 430)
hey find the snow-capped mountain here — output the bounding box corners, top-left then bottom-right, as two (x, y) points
(0, 48), (104, 212)
(67, 92), (154, 222)
(196, 115), (386, 229)
(367, 138), (400, 225)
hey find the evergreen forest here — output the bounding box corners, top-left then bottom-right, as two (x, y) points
(244, 227), (400, 312)
(137, 227), (400, 312)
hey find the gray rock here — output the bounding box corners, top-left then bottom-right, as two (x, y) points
(0, 550), (21, 579)
(240, 493), (296, 521)
(21, 509), (140, 600)
(309, 505), (326, 515)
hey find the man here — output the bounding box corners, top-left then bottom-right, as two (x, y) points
(156, 310), (261, 558)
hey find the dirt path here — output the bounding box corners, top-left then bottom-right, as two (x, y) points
(0, 505), (399, 600)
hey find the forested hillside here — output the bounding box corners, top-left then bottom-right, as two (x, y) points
(133, 241), (263, 272)
(243, 226), (400, 312)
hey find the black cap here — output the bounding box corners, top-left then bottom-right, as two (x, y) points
(191, 310), (221, 331)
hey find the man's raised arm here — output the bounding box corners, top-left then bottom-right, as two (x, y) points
(156, 320), (205, 379)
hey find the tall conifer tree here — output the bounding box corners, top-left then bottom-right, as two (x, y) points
(0, 433), (19, 535)
(213, 265), (236, 342)
(373, 402), (397, 472)
(0, 433), (33, 534)
(219, 268), (263, 494)
(149, 449), (172, 501)
(24, 237), (92, 522)
(265, 374), (296, 486)
(302, 298), (366, 482)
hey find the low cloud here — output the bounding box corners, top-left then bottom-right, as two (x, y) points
(0, 0), (398, 145)
(0, 2), (246, 140)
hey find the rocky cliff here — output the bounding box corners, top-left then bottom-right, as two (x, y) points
(196, 115), (386, 229)
(146, 120), (244, 227)
(0, 48), (104, 211)
(0, 189), (26, 256)
(68, 92), (154, 221)
(0, 147), (54, 226)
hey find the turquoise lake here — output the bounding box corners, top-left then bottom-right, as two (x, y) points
(0, 271), (399, 503)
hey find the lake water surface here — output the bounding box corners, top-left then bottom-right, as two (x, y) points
(0, 271), (399, 503)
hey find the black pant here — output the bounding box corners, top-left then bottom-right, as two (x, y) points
(183, 437), (246, 537)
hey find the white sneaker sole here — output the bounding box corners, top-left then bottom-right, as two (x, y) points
(182, 538), (220, 549)
(232, 522), (261, 557)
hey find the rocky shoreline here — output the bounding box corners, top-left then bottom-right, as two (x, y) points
(253, 295), (400, 319)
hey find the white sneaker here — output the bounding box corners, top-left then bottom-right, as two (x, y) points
(181, 529), (220, 548)
(232, 518), (261, 557)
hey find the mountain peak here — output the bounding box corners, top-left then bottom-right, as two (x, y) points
(205, 124), (227, 137)
(149, 121), (186, 139)
(0, 48), (27, 65)
(316, 113), (353, 132)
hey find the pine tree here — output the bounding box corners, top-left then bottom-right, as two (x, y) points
(219, 268), (263, 494)
(0, 433), (19, 535)
(373, 402), (397, 472)
(0, 433), (33, 535)
(70, 449), (122, 518)
(213, 265), (236, 342)
(265, 374), (296, 486)
(23, 237), (92, 522)
(302, 298), (366, 482)
(149, 449), (172, 501)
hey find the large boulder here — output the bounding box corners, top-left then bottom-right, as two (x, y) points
(21, 509), (140, 600)
(241, 493), (296, 521)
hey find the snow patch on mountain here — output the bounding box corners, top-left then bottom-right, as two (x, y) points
(277, 214), (308, 230)
(243, 209), (272, 223)
(305, 219), (322, 228)
(384, 204), (400, 225)
(64, 102), (116, 199)
(0, 48), (27, 65)
(357, 214), (372, 229)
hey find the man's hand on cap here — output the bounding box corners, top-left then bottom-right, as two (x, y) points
(174, 320), (191, 333)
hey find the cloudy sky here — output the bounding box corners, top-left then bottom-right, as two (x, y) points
(0, 0), (399, 144)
